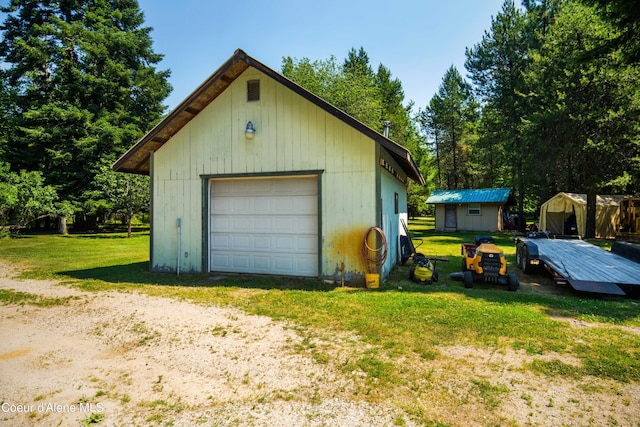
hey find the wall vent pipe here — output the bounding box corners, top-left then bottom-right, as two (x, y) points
(176, 217), (182, 276)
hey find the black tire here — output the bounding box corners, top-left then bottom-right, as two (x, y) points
(432, 271), (439, 283)
(507, 273), (519, 291)
(517, 245), (532, 274)
(463, 270), (474, 289)
(409, 266), (415, 281)
(516, 246), (524, 270)
(461, 258), (467, 271)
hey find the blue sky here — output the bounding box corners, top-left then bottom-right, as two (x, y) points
(137, 0), (507, 114)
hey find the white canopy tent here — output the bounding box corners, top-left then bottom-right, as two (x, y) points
(539, 192), (625, 238)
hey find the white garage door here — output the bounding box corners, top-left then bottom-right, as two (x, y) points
(209, 176), (318, 277)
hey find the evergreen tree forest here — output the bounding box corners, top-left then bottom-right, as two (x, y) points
(0, 0), (638, 238)
(282, 1), (639, 235)
(432, 0), (640, 235)
(0, 0), (170, 234)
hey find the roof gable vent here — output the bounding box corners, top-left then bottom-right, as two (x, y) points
(247, 80), (260, 101)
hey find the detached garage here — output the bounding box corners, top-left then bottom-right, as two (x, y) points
(113, 49), (424, 281)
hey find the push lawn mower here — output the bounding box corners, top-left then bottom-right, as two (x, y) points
(400, 219), (422, 265)
(409, 254), (449, 285)
(400, 219), (449, 284)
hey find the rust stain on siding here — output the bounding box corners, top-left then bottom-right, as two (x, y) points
(326, 227), (369, 277)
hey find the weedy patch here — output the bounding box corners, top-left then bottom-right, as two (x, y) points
(470, 378), (510, 410)
(0, 289), (75, 307)
(81, 412), (105, 426)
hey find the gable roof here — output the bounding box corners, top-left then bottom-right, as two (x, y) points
(426, 188), (512, 204)
(543, 192), (627, 208)
(113, 49), (424, 185)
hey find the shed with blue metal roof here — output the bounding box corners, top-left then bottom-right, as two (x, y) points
(426, 188), (515, 232)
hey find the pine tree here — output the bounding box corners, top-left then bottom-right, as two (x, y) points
(465, 0), (531, 230)
(422, 66), (478, 190)
(524, 0), (640, 237)
(0, 0), (171, 229)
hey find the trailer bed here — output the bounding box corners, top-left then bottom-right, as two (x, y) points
(515, 237), (640, 296)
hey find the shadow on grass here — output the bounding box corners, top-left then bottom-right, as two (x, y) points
(58, 262), (338, 292)
(57, 259), (640, 324)
(72, 234), (149, 240)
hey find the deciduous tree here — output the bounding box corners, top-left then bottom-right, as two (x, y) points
(0, 162), (58, 235)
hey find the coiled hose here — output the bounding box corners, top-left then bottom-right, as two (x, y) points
(362, 226), (388, 273)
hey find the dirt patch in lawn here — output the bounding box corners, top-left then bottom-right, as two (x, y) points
(0, 261), (638, 426)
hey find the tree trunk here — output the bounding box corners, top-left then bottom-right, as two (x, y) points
(517, 162), (525, 232)
(58, 216), (68, 235)
(451, 119), (458, 189)
(585, 188), (597, 238)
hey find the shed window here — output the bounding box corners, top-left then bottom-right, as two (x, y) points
(468, 204), (481, 216)
(247, 80), (260, 101)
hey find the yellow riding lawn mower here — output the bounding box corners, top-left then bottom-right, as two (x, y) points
(460, 236), (519, 291)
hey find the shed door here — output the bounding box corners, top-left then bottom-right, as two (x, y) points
(445, 205), (457, 230)
(209, 176), (318, 277)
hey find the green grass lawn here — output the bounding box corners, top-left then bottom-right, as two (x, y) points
(1, 221), (639, 423)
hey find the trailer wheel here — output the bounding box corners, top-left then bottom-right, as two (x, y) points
(409, 266), (415, 280)
(518, 246), (532, 274)
(463, 271), (474, 288)
(507, 273), (519, 291)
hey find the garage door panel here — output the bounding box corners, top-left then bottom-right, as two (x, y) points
(292, 196), (318, 214)
(212, 233), (317, 254)
(274, 236), (294, 250)
(211, 178), (316, 196)
(212, 253), (231, 269)
(213, 197), (317, 216)
(253, 256), (271, 270)
(211, 197), (233, 214)
(212, 234), (231, 249)
(210, 176), (318, 277)
(232, 255), (250, 269)
(297, 235), (318, 252)
(296, 257), (317, 275)
(294, 216), (317, 231)
(232, 235), (251, 250)
(254, 235), (271, 249)
(253, 198), (272, 213)
(212, 253), (317, 276)
(274, 257), (293, 271)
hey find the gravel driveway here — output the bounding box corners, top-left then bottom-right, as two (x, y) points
(0, 262), (409, 426)
(1, 261), (639, 426)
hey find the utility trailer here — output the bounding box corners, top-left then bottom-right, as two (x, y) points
(514, 234), (640, 297)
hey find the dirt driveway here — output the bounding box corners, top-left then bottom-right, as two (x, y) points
(1, 261), (639, 426)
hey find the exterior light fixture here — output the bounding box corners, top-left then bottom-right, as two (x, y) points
(245, 121), (255, 140)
